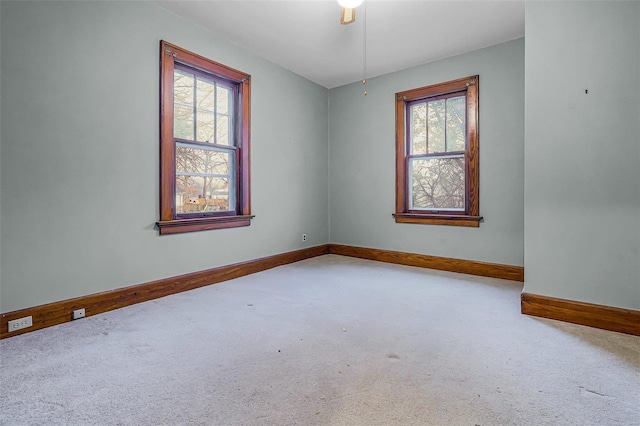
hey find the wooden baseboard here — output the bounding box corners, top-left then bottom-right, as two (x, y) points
(521, 293), (640, 336)
(0, 243), (524, 339)
(6, 241), (635, 338)
(1, 245), (330, 339)
(328, 244), (524, 282)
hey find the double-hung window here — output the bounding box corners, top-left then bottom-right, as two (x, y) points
(157, 41), (252, 235)
(394, 75), (481, 227)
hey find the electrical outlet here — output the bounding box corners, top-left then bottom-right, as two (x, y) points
(8, 316), (33, 332)
(302, 233), (307, 242)
(73, 308), (86, 320)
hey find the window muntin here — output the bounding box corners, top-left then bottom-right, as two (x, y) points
(394, 75), (480, 227)
(175, 143), (236, 215)
(172, 65), (237, 218)
(158, 41), (252, 235)
(409, 155), (465, 211)
(407, 92), (467, 212)
(173, 67), (233, 146)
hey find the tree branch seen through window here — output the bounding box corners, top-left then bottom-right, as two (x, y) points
(157, 41), (253, 235)
(394, 76), (482, 227)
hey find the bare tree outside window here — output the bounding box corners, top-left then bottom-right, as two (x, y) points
(157, 41), (252, 235)
(172, 68), (235, 214)
(409, 94), (466, 210)
(394, 76), (481, 227)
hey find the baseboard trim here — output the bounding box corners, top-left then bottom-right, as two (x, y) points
(328, 244), (524, 282)
(0, 243), (525, 339)
(0, 245), (330, 339)
(6, 242), (636, 338)
(521, 293), (640, 336)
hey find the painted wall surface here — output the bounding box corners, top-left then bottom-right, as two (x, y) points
(329, 39), (525, 266)
(0, 1), (329, 312)
(3, 2), (636, 315)
(0, 1), (3, 307)
(524, 2), (640, 310)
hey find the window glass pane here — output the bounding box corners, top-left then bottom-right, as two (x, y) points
(176, 146), (230, 176)
(217, 86), (230, 115)
(427, 100), (446, 153)
(196, 77), (216, 111)
(174, 70), (194, 140)
(446, 96), (466, 152)
(176, 176), (230, 214)
(196, 109), (215, 143)
(410, 103), (426, 155)
(410, 156), (465, 210)
(216, 114), (229, 145)
(174, 105), (194, 140)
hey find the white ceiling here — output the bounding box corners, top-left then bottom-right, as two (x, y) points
(155, 1), (525, 89)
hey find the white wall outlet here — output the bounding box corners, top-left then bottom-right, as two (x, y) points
(73, 308), (86, 320)
(8, 316), (33, 332)
(302, 233), (307, 242)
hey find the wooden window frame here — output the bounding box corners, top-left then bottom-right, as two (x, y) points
(157, 41), (253, 235)
(393, 75), (482, 227)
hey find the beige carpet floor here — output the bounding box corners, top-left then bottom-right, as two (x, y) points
(1, 255), (639, 425)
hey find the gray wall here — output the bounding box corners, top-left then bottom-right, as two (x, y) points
(2, 1), (637, 315)
(329, 39), (525, 266)
(0, 1), (329, 312)
(0, 1), (3, 308)
(524, 1), (640, 310)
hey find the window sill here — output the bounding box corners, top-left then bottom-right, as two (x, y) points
(157, 215), (255, 235)
(393, 213), (482, 227)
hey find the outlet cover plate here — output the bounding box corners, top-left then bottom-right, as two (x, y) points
(8, 316), (33, 332)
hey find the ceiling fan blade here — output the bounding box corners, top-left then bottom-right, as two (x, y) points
(340, 7), (356, 25)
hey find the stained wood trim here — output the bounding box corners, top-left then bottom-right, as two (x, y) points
(521, 293), (640, 336)
(395, 93), (407, 214)
(398, 75), (478, 101)
(395, 75), (480, 223)
(157, 215), (255, 235)
(160, 41), (175, 221)
(393, 213), (482, 227)
(466, 79), (479, 216)
(329, 244), (524, 282)
(159, 40), (252, 234)
(0, 243), (525, 339)
(7, 242), (636, 339)
(240, 77), (251, 214)
(0, 245), (330, 339)
(162, 41), (249, 83)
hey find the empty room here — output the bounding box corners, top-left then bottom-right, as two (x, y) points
(1, 1), (638, 425)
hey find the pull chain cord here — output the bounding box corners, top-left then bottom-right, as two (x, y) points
(362, 1), (367, 96)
